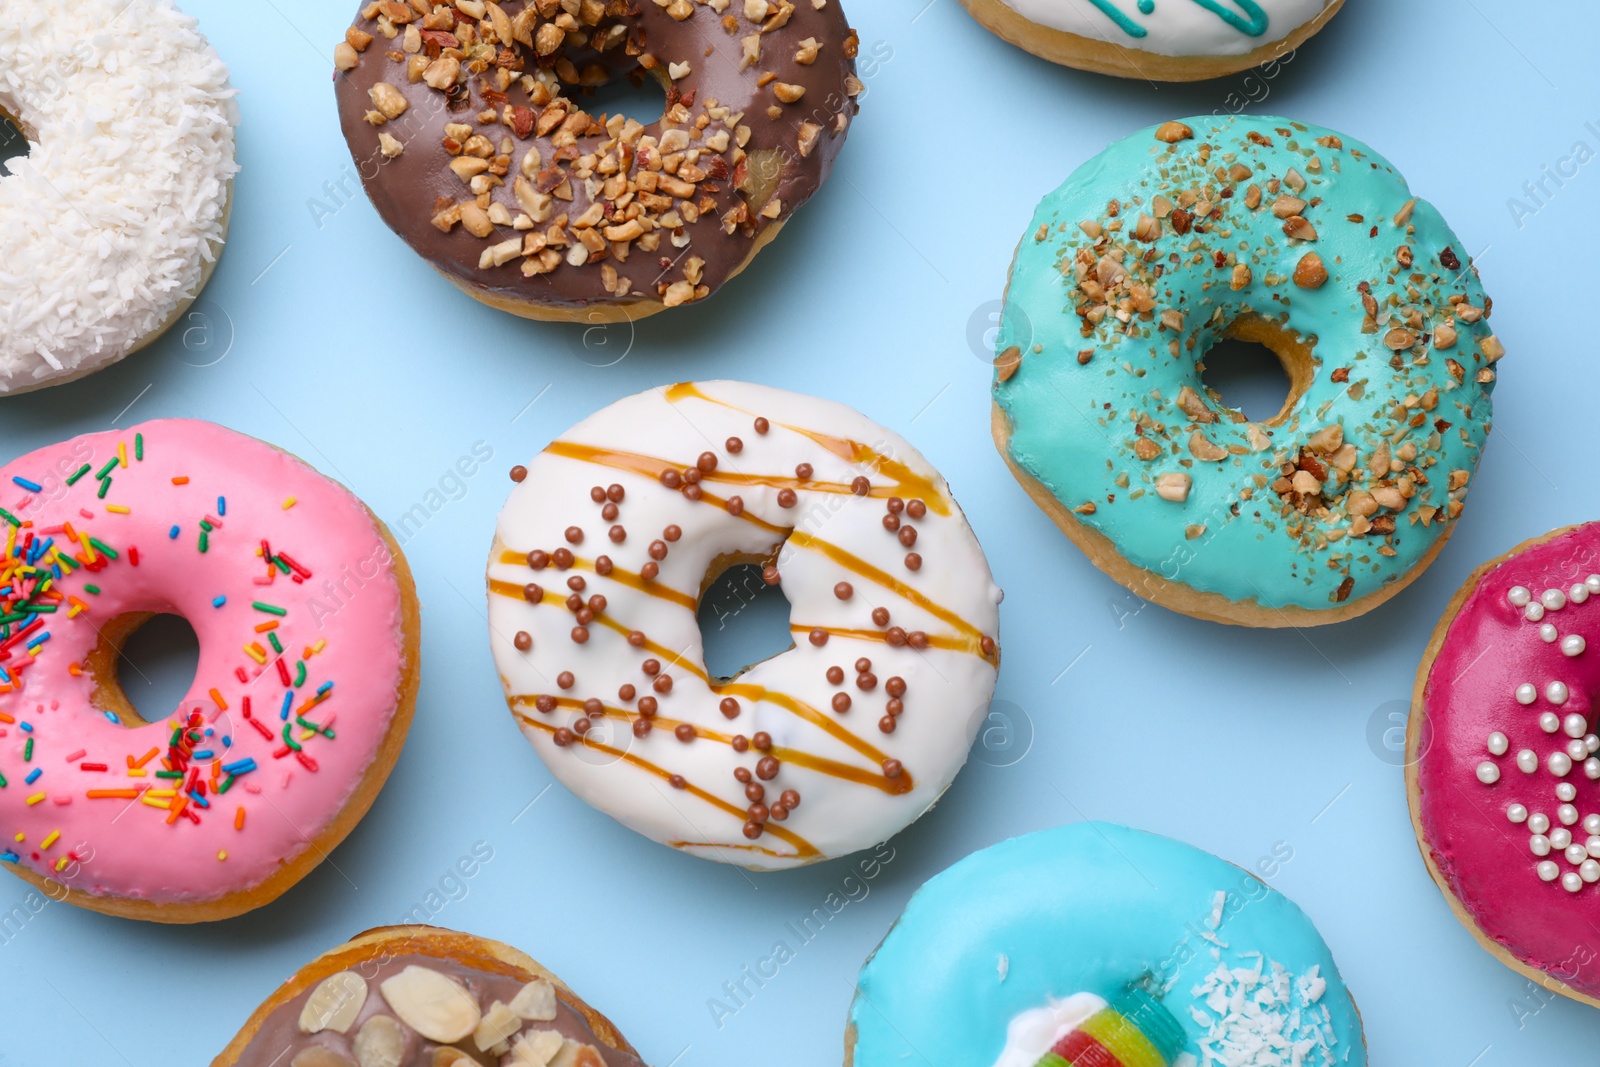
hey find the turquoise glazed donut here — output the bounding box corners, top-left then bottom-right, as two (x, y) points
(991, 114), (1502, 626)
(847, 822), (1365, 1067)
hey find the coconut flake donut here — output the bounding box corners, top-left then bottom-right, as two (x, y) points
(849, 823), (1366, 1067)
(1409, 523), (1600, 1006)
(959, 0), (1344, 81)
(992, 114), (1503, 627)
(214, 926), (643, 1067)
(333, 0), (861, 323)
(486, 381), (1002, 869)
(0, 420), (420, 923)
(0, 0), (237, 396)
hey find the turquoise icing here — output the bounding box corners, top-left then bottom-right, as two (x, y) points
(993, 115), (1499, 613)
(1090, 0), (1271, 38)
(849, 823), (1364, 1066)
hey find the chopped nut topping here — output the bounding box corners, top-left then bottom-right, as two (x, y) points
(1155, 121), (1194, 144)
(1292, 252), (1328, 289)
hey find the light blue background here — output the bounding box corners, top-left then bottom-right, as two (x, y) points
(2, 0), (1597, 1062)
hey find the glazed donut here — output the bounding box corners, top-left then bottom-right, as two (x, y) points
(959, 0), (1344, 81)
(0, 420), (420, 922)
(486, 381), (1002, 869)
(214, 925), (643, 1067)
(1409, 523), (1600, 1006)
(849, 823), (1366, 1066)
(0, 0), (237, 396)
(333, 0), (861, 323)
(992, 114), (1503, 627)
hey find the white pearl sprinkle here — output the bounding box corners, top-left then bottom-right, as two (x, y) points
(1563, 635), (1587, 657)
(1588, 835), (1600, 858)
(1531, 834), (1552, 856)
(1550, 752), (1574, 777)
(1564, 871), (1584, 893)
(1552, 827), (1574, 849)
(1549, 681), (1571, 705)
(1543, 589), (1568, 611)
(1530, 812), (1551, 834)
(1527, 603), (1547, 622)
(1566, 843), (1589, 865)
(1583, 860), (1600, 883)
(1572, 584), (1591, 605)
(1541, 623), (1560, 643)
(1558, 782), (1578, 802)
(1571, 739), (1591, 762)
(1566, 713), (1589, 738)
(1540, 712), (1561, 733)
(1539, 860), (1561, 881)
(1585, 814), (1600, 836)
(1488, 731), (1509, 755)
(1509, 586), (1532, 607)
(1518, 749), (1540, 773)
(1589, 734), (1600, 753)
(1560, 805), (1580, 826)
(1588, 574), (1600, 593)
(1476, 761), (1501, 784)
(1509, 804), (1530, 824)
(1517, 683), (1539, 706)
(1588, 758), (1600, 780)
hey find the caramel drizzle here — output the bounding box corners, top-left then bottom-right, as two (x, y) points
(785, 529), (989, 648)
(514, 698), (909, 794)
(543, 441), (787, 535)
(494, 550), (697, 612)
(662, 382), (951, 515)
(790, 623), (982, 657)
(513, 713), (820, 859)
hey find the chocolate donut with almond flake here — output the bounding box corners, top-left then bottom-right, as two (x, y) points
(333, 0), (861, 323)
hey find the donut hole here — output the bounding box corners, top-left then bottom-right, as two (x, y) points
(696, 557), (794, 684)
(573, 69), (668, 128)
(0, 105), (29, 170)
(88, 612), (201, 728)
(1197, 313), (1316, 426)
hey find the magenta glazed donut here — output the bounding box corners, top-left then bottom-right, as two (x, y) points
(0, 420), (420, 923)
(1410, 523), (1600, 1004)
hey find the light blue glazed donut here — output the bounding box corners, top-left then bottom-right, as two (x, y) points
(848, 823), (1364, 1067)
(991, 114), (1502, 624)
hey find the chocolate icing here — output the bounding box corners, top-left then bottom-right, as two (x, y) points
(334, 0), (859, 312)
(235, 952), (644, 1067)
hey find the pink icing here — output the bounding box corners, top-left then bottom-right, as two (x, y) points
(0, 419), (407, 905)
(1417, 523), (1600, 997)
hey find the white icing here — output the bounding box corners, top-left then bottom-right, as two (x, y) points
(487, 382), (1003, 870)
(989, 993), (1107, 1067)
(0, 0), (237, 393)
(996, 0), (1333, 58)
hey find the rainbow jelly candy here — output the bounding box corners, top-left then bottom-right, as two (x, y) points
(1033, 989), (1185, 1067)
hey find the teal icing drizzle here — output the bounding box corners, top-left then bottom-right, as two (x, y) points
(1090, 0), (1271, 39)
(849, 823), (1365, 1067)
(992, 115), (1499, 614)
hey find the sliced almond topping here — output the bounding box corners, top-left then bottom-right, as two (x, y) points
(379, 966), (481, 1044)
(299, 971), (369, 1035)
(353, 1015), (405, 1067)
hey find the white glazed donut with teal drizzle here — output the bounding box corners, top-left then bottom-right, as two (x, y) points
(847, 823), (1365, 1067)
(990, 115), (1502, 627)
(958, 0), (1345, 81)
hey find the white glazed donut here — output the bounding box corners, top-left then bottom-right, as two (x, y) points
(0, 0), (237, 395)
(486, 381), (1003, 870)
(960, 0), (1345, 81)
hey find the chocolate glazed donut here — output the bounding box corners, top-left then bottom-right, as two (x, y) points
(333, 0), (861, 323)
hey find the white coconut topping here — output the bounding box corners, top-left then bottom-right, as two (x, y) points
(1188, 955), (1341, 1066)
(0, 0), (237, 394)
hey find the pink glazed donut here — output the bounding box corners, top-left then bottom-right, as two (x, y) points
(0, 420), (419, 923)
(1410, 523), (1600, 1004)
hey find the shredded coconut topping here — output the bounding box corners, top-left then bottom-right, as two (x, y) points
(0, 0), (237, 394)
(1187, 955), (1342, 1066)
